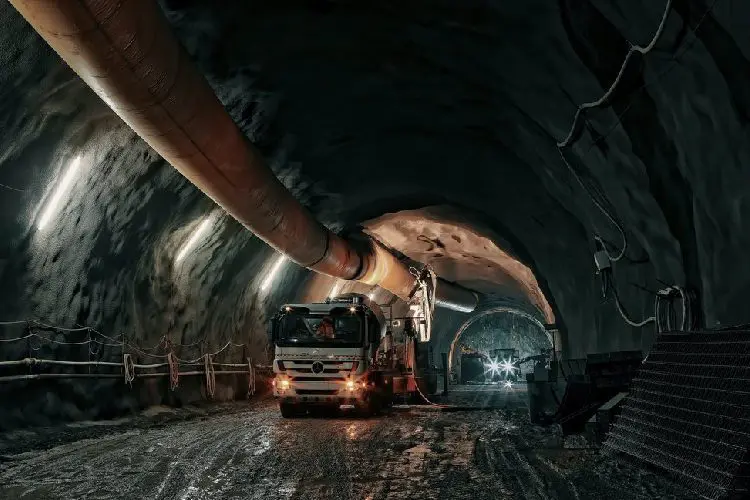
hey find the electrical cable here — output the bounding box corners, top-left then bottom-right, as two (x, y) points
(0, 181), (23, 193)
(579, 0), (721, 162)
(204, 354), (216, 399)
(176, 341), (236, 364)
(2, 319), (255, 394)
(0, 334), (32, 343)
(555, 1), (674, 261)
(605, 266), (694, 333)
(123, 353), (135, 386)
(31, 334), (89, 345)
(412, 377), (449, 408)
(1, 318), (246, 358)
(247, 357), (255, 397)
(607, 271), (657, 328)
(675, 285), (689, 331)
(560, 149), (628, 262)
(88, 334), (101, 356)
(126, 346), (170, 359)
(556, 0), (719, 265)
(557, 0), (675, 149)
(32, 320), (88, 332)
(167, 352), (179, 390)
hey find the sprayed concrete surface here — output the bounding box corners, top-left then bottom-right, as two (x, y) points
(0, 395), (696, 500)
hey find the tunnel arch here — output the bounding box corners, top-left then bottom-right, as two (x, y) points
(362, 207), (554, 319)
(447, 306), (553, 375)
(339, 197), (568, 328)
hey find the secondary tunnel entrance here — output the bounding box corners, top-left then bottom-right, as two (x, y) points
(447, 306), (553, 385)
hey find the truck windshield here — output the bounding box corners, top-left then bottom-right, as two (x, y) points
(276, 312), (363, 346)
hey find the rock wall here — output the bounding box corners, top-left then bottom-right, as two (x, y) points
(0, 2), (314, 430)
(2, 0), (750, 428)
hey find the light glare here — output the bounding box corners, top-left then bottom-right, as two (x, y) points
(38, 155), (82, 230)
(500, 359), (517, 375)
(261, 254), (287, 292)
(175, 216), (214, 264)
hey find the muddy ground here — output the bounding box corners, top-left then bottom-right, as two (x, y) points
(0, 393), (697, 500)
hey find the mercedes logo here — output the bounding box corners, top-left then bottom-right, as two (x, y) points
(312, 361), (324, 374)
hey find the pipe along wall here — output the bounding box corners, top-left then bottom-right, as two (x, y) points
(8, 0), (477, 313)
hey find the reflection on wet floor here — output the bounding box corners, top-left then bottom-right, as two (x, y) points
(436, 382), (530, 408)
(0, 389), (696, 500)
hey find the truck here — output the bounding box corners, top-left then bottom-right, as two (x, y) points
(268, 293), (422, 417)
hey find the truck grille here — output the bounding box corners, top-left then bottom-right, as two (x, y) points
(296, 389), (338, 395)
(291, 376), (345, 382)
(278, 360), (358, 375)
(287, 368), (344, 374)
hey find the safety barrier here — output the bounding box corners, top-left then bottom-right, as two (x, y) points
(0, 319), (271, 399)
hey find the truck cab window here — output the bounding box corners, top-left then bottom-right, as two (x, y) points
(276, 312), (364, 346)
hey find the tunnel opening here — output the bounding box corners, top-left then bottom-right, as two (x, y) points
(447, 306), (552, 386)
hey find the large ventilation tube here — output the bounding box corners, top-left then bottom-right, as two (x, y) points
(11, 0), (478, 313)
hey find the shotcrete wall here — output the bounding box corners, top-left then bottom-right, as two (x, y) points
(3, 0), (750, 429)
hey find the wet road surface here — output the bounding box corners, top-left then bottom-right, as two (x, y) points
(0, 396), (696, 500)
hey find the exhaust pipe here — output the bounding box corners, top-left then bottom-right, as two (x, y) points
(10, 0), (477, 313)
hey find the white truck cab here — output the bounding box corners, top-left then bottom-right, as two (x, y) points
(269, 294), (405, 417)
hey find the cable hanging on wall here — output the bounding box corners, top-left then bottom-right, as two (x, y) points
(556, 0), (715, 260)
(555, 0), (675, 262)
(204, 353), (216, 399)
(123, 353), (135, 386)
(0, 318), (248, 359)
(597, 247), (696, 333)
(0, 319), (261, 395)
(555, 0), (722, 332)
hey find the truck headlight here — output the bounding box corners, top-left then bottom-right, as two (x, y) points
(276, 377), (290, 391)
(346, 379), (355, 391)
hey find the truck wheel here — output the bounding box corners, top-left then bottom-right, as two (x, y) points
(279, 402), (299, 418)
(370, 395), (383, 416)
(357, 392), (381, 417)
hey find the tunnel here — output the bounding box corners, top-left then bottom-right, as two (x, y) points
(1, 0), (749, 498)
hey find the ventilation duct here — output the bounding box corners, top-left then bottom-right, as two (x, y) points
(9, 0), (477, 313)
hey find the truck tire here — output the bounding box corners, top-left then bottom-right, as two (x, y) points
(279, 402), (299, 418)
(370, 395), (383, 416)
(382, 394), (394, 409)
(357, 392), (382, 417)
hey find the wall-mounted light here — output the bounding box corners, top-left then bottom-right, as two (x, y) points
(175, 215), (214, 265)
(38, 155), (82, 230)
(260, 254), (287, 292)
